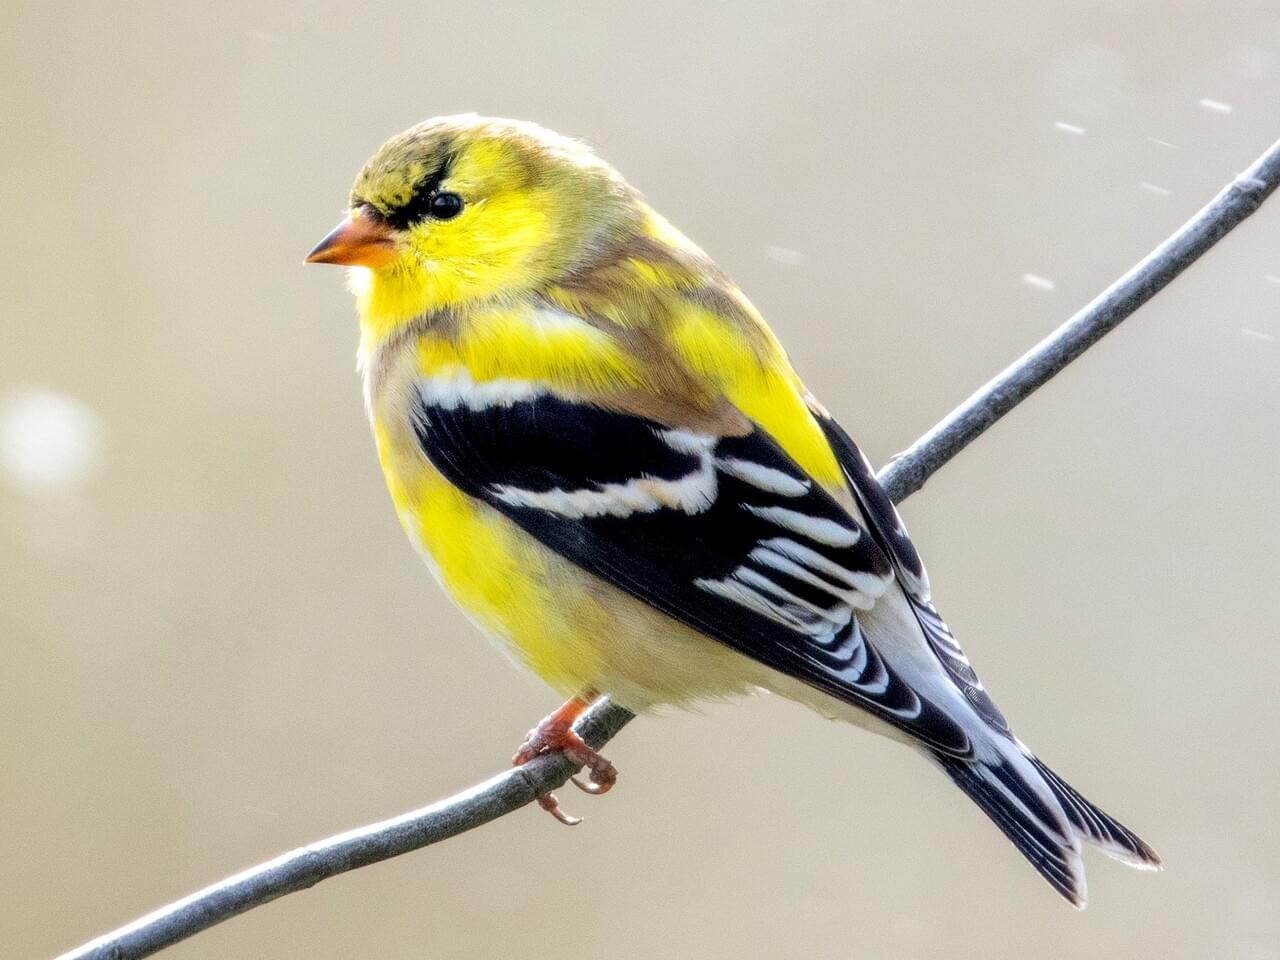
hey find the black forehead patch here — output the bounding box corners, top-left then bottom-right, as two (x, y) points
(356, 145), (457, 230)
(383, 153), (455, 230)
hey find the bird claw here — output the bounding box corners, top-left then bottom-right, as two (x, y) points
(513, 695), (616, 823)
(536, 791), (582, 826)
(570, 754), (617, 795)
(570, 775), (605, 795)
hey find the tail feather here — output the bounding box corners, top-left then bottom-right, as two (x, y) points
(932, 751), (1087, 907)
(1029, 755), (1162, 871)
(932, 748), (1160, 908)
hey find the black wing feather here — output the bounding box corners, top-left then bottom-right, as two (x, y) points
(412, 387), (973, 755)
(814, 414), (1011, 735)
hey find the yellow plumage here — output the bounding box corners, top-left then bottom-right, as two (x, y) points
(308, 114), (1159, 903)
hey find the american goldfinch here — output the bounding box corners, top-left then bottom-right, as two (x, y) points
(307, 115), (1159, 905)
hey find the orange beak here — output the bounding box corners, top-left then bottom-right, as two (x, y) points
(305, 209), (398, 268)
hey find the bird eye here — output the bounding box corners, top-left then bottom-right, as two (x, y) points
(428, 192), (464, 220)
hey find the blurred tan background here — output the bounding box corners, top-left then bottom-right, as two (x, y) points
(4, 2), (1279, 957)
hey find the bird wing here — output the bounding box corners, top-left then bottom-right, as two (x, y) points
(411, 371), (974, 754)
(811, 411), (1011, 734)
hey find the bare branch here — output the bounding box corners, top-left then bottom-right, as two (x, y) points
(56, 703), (634, 960)
(882, 140), (1280, 502)
(55, 135), (1280, 960)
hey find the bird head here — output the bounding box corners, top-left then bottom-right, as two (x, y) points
(307, 115), (638, 334)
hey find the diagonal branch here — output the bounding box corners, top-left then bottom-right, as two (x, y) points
(884, 138), (1280, 502)
(55, 135), (1280, 960)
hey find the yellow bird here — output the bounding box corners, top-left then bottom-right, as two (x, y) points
(307, 115), (1158, 905)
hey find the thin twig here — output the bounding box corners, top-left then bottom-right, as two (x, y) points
(55, 135), (1280, 960)
(884, 140), (1280, 502)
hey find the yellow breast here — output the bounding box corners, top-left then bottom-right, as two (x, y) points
(367, 306), (642, 694)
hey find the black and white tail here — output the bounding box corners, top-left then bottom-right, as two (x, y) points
(931, 745), (1161, 907)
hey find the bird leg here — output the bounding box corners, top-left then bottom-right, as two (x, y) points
(512, 691), (617, 825)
